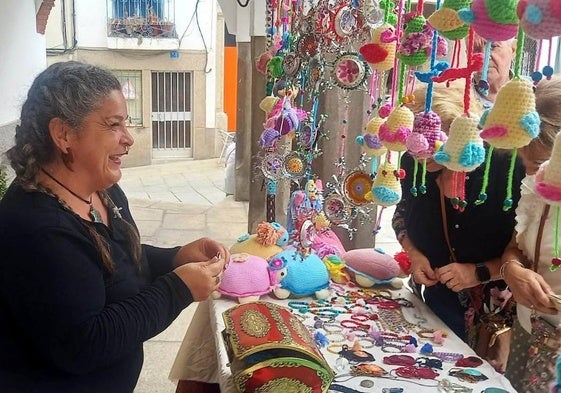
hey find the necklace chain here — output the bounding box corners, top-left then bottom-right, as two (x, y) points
(41, 168), (92, 204)
(40, 168), (103, 223)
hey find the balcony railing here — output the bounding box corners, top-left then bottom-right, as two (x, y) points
(107, 0), (177, 39)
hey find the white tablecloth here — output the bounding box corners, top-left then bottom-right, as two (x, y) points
(170, 286), (518, 393)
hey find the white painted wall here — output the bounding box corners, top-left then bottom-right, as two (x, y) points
(0, 0), (47, 126)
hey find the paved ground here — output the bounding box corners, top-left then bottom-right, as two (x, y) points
(120, 158), (399, 393)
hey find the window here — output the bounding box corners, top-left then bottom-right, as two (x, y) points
(107, 0), (176, 38)
(114, 70), (143, 126)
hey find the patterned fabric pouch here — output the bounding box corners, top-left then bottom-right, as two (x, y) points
(522, 314), (561, 393)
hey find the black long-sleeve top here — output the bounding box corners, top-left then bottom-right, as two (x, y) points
(392, 148), (524, 339)
(0, 183), (193, 393)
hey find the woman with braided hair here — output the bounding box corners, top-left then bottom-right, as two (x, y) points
(0, 61), (229, 393)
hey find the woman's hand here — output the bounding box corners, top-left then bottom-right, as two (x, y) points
(408, 248), (439, 287)
(503, 262), (557, 315)
(173, 237), (230, 267)
(173, 256), (226, 301)
(435, 263), (479, 292)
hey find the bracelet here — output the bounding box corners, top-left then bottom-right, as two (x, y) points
(499, 260), (525, 280)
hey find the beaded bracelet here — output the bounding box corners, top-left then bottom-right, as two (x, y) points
(326, 343), (344, 354)
(326, 332), (346, 344)
(381, 342), (406, 353)
(341, 319), (369, 330)
(432, 351), (464, 363)
(323, 323), (343, 334)
(499, 259), (525, 280)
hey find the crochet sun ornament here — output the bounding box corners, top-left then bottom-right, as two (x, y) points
(535, 131), (561, 271)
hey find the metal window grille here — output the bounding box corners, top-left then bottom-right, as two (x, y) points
(107, 0), (177, 38)
(113, 70), (143, 126)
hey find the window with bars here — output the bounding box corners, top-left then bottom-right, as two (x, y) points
(107, 0), (177, 38)
(113, 70), (143, 126)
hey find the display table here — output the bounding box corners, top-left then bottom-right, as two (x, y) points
(170, 284), (517, 393)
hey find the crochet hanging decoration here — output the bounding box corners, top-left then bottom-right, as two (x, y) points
(397, 13), (447, 67)
(356, 116), (388, 158)
(364, 160), (404, 207)
(217, 253), (273, 304)
(359, 23), (398, 72)
(517, 0), (561, 85)
(406, 111), (448, 196)
(458, 0), (520, 42)
(477, 77), (541, 210)
(378, 104), (415, 152)
(517, 0), (561, 40)
(535, 132), (561, 270)
(427, 0), (473, 40)
(434, 114), (485, 172)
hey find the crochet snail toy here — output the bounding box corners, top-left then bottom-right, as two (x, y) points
(215, 253), (274, 304)
(268, 249), (330, 299)
(343, 248), (405, 289)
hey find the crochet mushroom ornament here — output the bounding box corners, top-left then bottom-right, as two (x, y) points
(535, 131), (561, 270)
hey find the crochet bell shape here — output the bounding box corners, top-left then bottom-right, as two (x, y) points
(480, 78), (541, 149)
(434, 114), (485, 172)
(379, 106), (415, 152)
(365, 161), (403, 207)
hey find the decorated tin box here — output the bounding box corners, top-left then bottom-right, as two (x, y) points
(221, 301), (334, 393)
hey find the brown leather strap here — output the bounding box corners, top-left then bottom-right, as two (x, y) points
(533, 204), (551, 272)
(439, 178), (457, 262)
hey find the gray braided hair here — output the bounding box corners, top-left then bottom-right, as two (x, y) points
(7, 61), (121, 181)
(7, 61), (142, 272)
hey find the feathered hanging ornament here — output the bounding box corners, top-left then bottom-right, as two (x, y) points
(477, 26), (541, 210)
(535, 132), (561, 271)
(458, 0), (520, 96)
(517, 0), (561, 85)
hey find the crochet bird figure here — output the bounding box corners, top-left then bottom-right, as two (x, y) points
(458, 0), (519, 41)
(517, 0), (561, 40)
(359, 23), (398, 72)
(479, 78), (541, 149)
(427, 0), (473, 40)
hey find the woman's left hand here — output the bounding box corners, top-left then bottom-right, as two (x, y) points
(173, 237), (230, 267)
(435, 262), (479, 292)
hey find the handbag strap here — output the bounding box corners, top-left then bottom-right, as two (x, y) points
(533, 204), (550, 272)
(439, 177), (457, 262)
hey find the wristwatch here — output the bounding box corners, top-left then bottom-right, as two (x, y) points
(475, 263), (491, 283)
